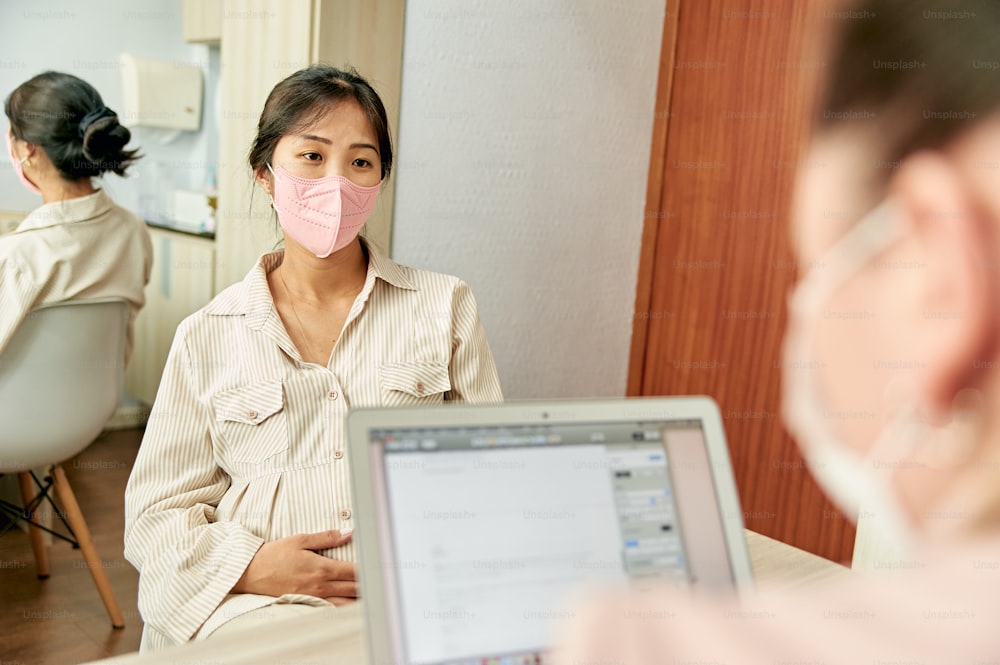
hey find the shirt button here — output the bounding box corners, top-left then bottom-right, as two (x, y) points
(415, 381), (425, 395)
(327, 390), (338, 400)
(247, 410), (258, 421)
(339, 509), (352, 520)
(334, 450), (344, 459)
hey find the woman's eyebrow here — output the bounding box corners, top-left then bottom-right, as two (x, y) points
(296, 133), (332, 144)
(293, 135), (378, 154)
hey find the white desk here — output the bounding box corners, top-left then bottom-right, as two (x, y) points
(744, 528), (848, 591)
(85, 530), (847, 665)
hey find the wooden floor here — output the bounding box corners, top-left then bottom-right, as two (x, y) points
(0, 428), (144, 664)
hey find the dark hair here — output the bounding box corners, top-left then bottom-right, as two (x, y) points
(4, 71), (140, 179)
(819, 0), (1000, 183)
(249, 65), (393, 181)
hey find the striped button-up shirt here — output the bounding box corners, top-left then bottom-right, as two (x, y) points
(0, 189), (152, 361)
(124, 246), (503, 650)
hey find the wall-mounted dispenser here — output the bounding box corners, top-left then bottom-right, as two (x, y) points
(119, 53), (203, 132)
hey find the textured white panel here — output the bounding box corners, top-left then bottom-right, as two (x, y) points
(392, 0), (666, 398)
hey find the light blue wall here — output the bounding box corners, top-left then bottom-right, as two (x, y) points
(0, 0), (218, 217)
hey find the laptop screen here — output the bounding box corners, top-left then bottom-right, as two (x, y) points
(370, 418), (727, 665)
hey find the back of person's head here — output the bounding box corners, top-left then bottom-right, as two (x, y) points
(4, 71), (140, 179)
(818, 0), (1000, 207)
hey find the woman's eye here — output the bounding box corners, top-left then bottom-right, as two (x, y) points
(353, 158), (372, 168)
(303, 152), (322, 161)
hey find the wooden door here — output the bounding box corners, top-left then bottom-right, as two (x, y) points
(630, 0), (855, 562)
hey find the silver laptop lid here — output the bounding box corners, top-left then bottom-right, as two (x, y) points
(348, 396), (752, 665)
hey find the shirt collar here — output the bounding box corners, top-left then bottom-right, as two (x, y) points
(364, 238), (416, 292)
(239, 240), (416, 330)
(16, 189), (114, 231)
(241, 251), (283, 329)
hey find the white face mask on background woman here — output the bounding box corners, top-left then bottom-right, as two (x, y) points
(781, 201), (919, 567)
(6, 132), (41, 196)
(266, 163), (380, 259)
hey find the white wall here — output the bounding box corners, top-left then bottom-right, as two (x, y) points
(392, 0), (666, 398)
(0, 0), (217, 216)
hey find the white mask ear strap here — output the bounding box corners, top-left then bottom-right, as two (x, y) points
(793, 200), (904, 310)
(263, 164), (277, 204)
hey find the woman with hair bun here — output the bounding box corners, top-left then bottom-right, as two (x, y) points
(3, 70), (152, 361)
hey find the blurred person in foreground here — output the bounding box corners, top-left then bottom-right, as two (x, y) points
(557, 0), (1000, 662)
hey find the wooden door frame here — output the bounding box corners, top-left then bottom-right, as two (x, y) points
(627, 0), (682, 396)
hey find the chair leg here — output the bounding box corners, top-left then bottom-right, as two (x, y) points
(51, 465), (125, 629)
(17, 472), (50, 579)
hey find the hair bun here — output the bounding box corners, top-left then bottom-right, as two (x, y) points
(77, 106), (115, 137)
(7, 72), (141, 179)
(81, 115), (131, 164)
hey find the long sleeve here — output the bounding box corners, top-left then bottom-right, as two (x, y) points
(447, 280), (503, 403)
(0, 253), (44, 356)
(123, 328), (265, 646)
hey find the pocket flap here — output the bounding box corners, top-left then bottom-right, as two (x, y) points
(213, 378), (285, 425)
(379, 361), (451, 397)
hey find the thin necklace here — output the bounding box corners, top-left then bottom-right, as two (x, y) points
(277, 267), (327, 363)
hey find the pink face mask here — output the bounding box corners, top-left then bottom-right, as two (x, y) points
(6, 132), (41, 196)
(267, 164), (381, 258)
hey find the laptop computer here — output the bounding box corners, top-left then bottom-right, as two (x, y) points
(347, 396), (753, 665)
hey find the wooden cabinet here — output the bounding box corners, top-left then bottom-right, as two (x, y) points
(213, 0), (405, 292)
(125, 227), (216, 405)
(182, 0), (223, 44)
(312, 0), (404, 260)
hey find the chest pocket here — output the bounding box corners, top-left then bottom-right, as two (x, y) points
(212, 378), (289, 463)
(379, 361), (451, 406)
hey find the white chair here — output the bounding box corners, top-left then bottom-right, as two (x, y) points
(0, 298), (129, 628)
